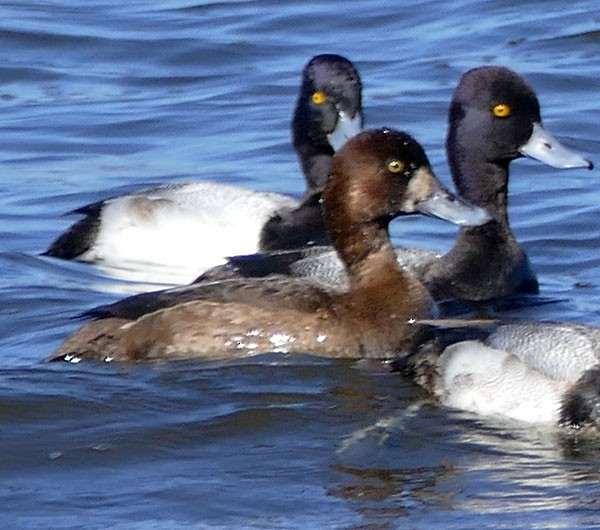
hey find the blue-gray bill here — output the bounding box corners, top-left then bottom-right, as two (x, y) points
(327, 110), (363, 151)
(519, 122), (593, 169)
(415, 176), (492, 227)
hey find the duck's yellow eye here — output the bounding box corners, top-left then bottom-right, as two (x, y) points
(387, 160), (405, 174)
(493, 103), (511, 118)
(312, 91), (327, 105)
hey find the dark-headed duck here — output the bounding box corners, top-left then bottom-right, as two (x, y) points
(43, 54), (364, 288)
(411, 320), (600, 430)
(204, 66), (592, 303)
(49, 129), (490, 363)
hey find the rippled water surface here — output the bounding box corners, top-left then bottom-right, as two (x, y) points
(1, 1), (600, 528)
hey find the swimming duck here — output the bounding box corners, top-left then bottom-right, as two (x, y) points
(43, 54), (364, 287)
(203, 66), (592, 302)
(48, 128), (490, 363)
(411, 320), (600, 430)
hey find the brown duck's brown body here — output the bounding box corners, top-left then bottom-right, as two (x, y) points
(51, 128), (486, 364)
(53, 248), (434, 362)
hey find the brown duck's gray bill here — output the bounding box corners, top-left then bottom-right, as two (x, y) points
(519, 122), (593, 169)
(416, 182), (492, 226)
(327, 111), (362, 151)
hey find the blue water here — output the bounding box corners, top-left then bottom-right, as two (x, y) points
(1, 1), (599, 528)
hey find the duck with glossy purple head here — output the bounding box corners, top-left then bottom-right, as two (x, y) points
(43, 54), (364, 287)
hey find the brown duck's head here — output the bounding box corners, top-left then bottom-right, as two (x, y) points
(323, 128), (491, 244)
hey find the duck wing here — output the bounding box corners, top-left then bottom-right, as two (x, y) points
(85, 275), (335, 321)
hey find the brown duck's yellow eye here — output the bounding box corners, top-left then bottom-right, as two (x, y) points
(493, 103), (511, 118)
(387, 160), (405, 173)
(312, 91), (327, 105)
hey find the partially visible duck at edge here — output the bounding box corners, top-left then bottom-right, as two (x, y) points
(48, 129), (490, 363)
(410, 319), (600, 431)
(43, 54), (364, 287)
(204, 66), (593, 303)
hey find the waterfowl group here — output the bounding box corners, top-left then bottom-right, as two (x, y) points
(202, 66), (592, 303)
(49, 129), (489, 362)
(45, 57), (599, 430)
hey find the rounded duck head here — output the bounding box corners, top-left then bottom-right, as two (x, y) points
(328, 130), (433, 268)
(325, 128), (491, 280)
(447, 65), (592, 216)
(259, 54), (363, 252)
(448, 66), (540, 212)
(292, 54), (363, 191)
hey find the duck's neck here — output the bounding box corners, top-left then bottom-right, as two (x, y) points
(334, 218), (431, 306)
(259, 189), (329, 251)
(431, 156), (537, 300)
(331, 219), (435, 358)
(292, 101), (335, 192)
(293, 140), (334, 192)
(259, 112), (334, 251)
(445, 155), (520, 258)
(450, 158), (517, 260)
(450, 157), (510, 226)
(332, 218), (392, 279)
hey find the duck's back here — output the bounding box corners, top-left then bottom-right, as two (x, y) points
(47, 182), (298, 285)
(203, 245), (442, 291)
(436, 340), (570, 424)
(485, 322), (600, 381)
(419, 321), (600, 426)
